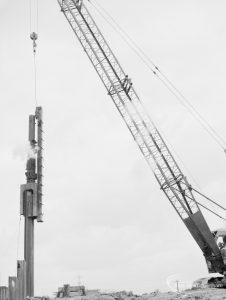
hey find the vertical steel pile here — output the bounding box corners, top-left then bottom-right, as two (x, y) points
(20, 107), (43, 297)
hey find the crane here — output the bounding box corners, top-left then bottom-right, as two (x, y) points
(57, 0), (226, 286)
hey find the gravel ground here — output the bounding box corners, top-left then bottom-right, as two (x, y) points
(55, 289), (226, 300)
(138, 289), (226, 300)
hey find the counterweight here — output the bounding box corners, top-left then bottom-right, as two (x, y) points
(58, 0), (225, 274)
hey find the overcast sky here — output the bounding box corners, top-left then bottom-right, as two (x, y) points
(1, 0), (226, 297)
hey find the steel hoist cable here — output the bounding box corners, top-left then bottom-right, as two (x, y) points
(29, 0), (39, 108)
(90, 0), (226, 153)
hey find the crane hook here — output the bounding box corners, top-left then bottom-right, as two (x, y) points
(30, 32), (38, 54)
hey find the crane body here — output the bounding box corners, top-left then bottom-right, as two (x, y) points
(57, 0), (226, 284)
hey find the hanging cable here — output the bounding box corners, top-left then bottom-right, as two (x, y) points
(89, 0), (226, 153)
(29, 0), (38, 33)
(36, 0), (39, 34)
(29, 0), (39, 108)
(29, 0), (32, 33)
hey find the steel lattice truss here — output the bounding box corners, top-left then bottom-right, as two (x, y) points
(57, 0), (201, 222)
(36, 107), (44, 222)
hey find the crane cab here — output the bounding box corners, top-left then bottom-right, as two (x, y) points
(213, 228), (226, 264)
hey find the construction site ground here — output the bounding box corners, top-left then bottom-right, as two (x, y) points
(140, 289), (226, 299)
(55, 289), (226, 300)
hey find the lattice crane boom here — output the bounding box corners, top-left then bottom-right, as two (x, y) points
(57, 0), (225, 274)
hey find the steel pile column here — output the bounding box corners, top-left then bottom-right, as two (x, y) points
(20, 107), (43, 297)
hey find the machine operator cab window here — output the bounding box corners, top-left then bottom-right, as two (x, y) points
(213, 228), (226, 264)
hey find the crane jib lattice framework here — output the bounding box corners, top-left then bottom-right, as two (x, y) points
(57, 0), (226, 275)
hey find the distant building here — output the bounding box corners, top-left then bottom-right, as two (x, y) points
(56, 284), (100, 298)
(57, 285), (86, 298)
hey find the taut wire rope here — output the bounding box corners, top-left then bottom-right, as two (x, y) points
(29, 0), (39, 108)
(89, 0), (226, 153)
(87, 0), (226, 221)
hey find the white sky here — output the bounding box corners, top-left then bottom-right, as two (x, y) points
(0, 0), (226, 297)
